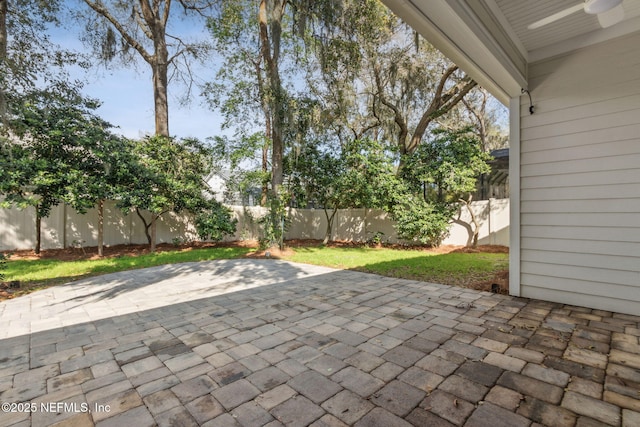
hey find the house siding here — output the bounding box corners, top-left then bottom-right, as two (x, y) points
(520, 33), (640, 315)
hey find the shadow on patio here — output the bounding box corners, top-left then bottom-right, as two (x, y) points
(1, 259), (639, 426)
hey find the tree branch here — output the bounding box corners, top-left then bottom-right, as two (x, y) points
(374, 64), (408, 153)
(83, 0), (153, 63)
(162, 0), (171, 27)
(407, 71), (477, 153)
(134, 5), (155, 40)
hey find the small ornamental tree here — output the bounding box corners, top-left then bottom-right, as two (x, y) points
(71, 134), (138, 257)
(394, 127), (492, 245)
(117, 135), (236, 252)
(0, 91), (117, 254)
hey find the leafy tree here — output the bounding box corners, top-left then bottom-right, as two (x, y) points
(390, 192), (452, 246)
(459, 87), (508, 152)
(205, 1), (274, 204)
(302, 2), (477, 161)
(206, 0), (347, 198)
(0, 92), (116, 254)
(1, 0), (86, 126)
(301, 0), (390, 145)
(77, 0), (212, 136)
(71, 134), (138, 257)
(117, 135), (235, 251)
(289, 138), (399, 244)
(396, 127), (492, 245)
(373, 47), (477, 157)
(402, 128), (492, 203)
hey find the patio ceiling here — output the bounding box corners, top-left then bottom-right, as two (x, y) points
(496, 0), (640, 59)
(382, 0), (640, 104)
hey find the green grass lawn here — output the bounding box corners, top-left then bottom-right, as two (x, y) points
(3, 247), (252, 294)
(2, 244), (508, 298)
(284, 246), (509, 288)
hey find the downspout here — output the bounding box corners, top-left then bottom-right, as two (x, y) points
(509, 97), (521, 297)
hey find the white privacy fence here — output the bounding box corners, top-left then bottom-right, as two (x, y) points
(0, 199), (509, 251)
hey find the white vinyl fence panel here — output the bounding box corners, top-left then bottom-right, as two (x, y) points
(0, 200), (509, 251)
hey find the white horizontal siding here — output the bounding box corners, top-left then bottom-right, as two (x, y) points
(522, 184), (640, 202)
(521, 154), (640, 177)
(521, 225), (639, 243)
(522, 139), (639, 165)
(522, 237), (639, 258)
(521, 169), (639, 188)
(522, 213), (639, 227)
(521, 199), (640, 213)
(522, 263), (638, 289)
(521, 285), (638, 315)
(528, 34), (640, 95)
(522, 85), (640, 123)
(522, 249), (640, 272)
(521, 109), (640, 141)
(520, 32), (640, 315)
(520, 123), (640, 153)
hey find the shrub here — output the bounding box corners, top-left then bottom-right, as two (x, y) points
(258, 192), (290, 250)
(391, 195), (452, 246)
(194, 201), (238, 242)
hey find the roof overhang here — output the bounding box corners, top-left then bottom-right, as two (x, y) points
(383, 0), (527, 105)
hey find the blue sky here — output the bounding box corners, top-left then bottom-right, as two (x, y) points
(51, 6), (224, 141)
(80, 65), (223, 141)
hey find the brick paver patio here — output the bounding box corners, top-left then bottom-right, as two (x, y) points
(1, 259), (639, 426)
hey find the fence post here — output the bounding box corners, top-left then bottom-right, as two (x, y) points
(487, 197), (496, 245)
(62, 203), (68, 249)
(364, 208), (367, 242)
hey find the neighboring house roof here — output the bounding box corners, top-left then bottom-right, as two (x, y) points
(488, 147), (509, 188)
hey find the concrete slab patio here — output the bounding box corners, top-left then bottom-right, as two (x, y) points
(1, 259), (639, 427)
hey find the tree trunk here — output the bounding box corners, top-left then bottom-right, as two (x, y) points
(261, 142), (269, 205)
(460, 196), (479, 248)
(137, 0), (170, 138)
(150, 212), (158, 253)
(152, 48), (170, 137)
(97, 199), (104, 257)
(373, 64), (409, 156)
(255, 59), (271, 205)
(35, 208), (41, 255)
(0, 0), (7, 123)
(259, 0), (286, 195)
(463, 88), (488, 151)
(323, 208), (337, 245)
(270, 94), (284, 195)
(136, 208), (153, 246)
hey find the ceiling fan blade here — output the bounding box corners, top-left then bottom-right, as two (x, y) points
(597, 4), (625, 27)
(585, 0), (623, 14)
(527, 4), (584, 30)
